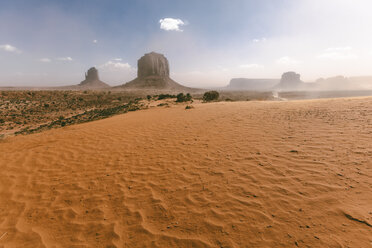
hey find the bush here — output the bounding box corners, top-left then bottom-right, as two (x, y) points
(203, 91), (219, 102)
(157, 103), (168, 107)
(185, 105), (194, 109)
(176, 93), (192, 102)
(147, 95), (152, 100)
(158, 94), (176, 100)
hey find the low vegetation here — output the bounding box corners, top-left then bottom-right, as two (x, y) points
(176, 93), (192, 102)
(203, 91), (220, 102)
(0, 90), (145, 136)
(157, 94), (176, 100)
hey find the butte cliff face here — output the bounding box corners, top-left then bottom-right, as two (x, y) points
(137, 52), (170, 78)
(119, 52), (190, 91)
(79, 67), (109, 89)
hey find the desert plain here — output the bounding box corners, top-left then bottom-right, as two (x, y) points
(0, 95), (371, 247)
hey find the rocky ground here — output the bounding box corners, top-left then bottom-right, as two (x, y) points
(0, 90), (147, 137)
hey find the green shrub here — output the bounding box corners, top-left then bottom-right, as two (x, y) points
(176, 93), (192, 102)
(203, 91), (219, 102)
(158, 94), (176, 100)
(157, 103), (168, 107)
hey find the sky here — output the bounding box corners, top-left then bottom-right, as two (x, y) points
(1, 0), (372, 87)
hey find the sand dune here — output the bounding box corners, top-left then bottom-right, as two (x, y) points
(0, 97), (371, 247)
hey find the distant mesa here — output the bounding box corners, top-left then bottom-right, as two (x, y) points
(78, 67), (109, 89)
(315, 76), (355, 90)
(225, 71), (372, 92)
(118, 52), (192, 91)
(226, 78), (279, 91)
(273, 71), (305, 91)
(225, 72), (311, 92)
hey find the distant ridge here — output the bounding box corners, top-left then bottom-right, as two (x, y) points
(226, 78), (279, 91)
(224, 72), (372, 92)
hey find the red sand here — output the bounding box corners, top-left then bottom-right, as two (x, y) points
(0, 98), (371, 247)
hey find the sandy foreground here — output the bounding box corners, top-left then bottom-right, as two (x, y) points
(0, 97), (371, 248)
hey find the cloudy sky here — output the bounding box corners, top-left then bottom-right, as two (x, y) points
(1, 0), (372, 87)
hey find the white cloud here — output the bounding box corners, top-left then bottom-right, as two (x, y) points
(113, 58), (122, 61)
(0, 44), (22, 54)
(98, 60), (136, 85)
(39, 58), (51, 63)
(239, 63), (264, 69)
(317, 47), (358, 60)
(159, 18), (186, 32)
(93, 40), (98, 43)
(252, 38), (267, 43)
(57, 57), (73, 61)
(99, 61), (132, 71)
(276, 56), (301, 66)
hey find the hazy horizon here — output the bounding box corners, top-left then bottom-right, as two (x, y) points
(1, 0), (372, 87)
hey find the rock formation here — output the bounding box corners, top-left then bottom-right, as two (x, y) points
(119, 52), (191, 91)
(79, 67), (109, 89)
(137, 52), (169, 78)
(315, 76), (355, 90)
(280, 71), (302, 86)
(273, 72), (307, 91)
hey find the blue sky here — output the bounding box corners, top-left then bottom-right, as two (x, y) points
(1, 0), (372, 87)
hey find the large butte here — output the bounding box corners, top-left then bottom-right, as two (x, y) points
(118, 52), (193, 91)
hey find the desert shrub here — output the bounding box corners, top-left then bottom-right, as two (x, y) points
(147, 95), (152, 100)
(158, 94), (176, 100)
(0, 119), (4, 124)
(157, 103), (168, 107)
(185, 105), (194, 109)
(176, 93), (192, 102)
(203, 91), (219, 102)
